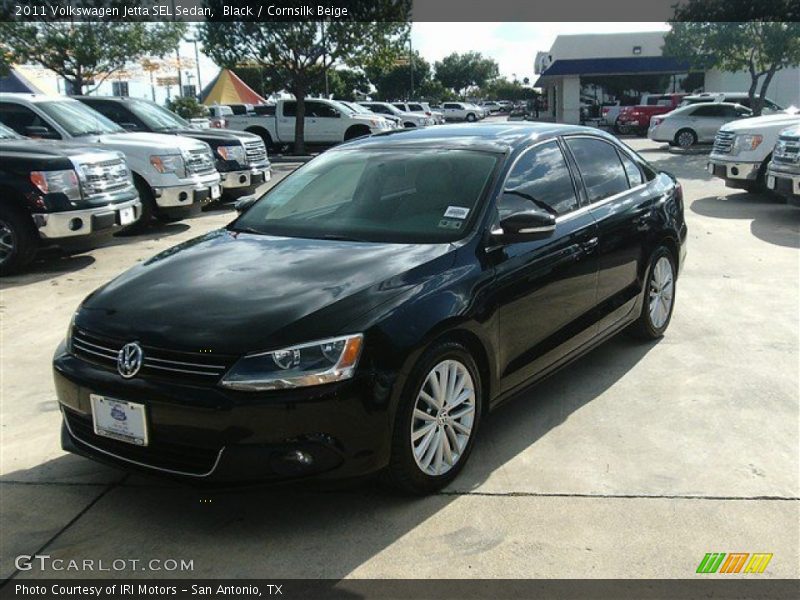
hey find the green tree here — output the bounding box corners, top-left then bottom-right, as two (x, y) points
(166, 96), (208, 119)
(417, 79), (456, 104)
(665, 4), (800, 115)
(434, 52), (499, 98)
(481, 78), (537, 102)
(308, 68), (371, 100)
(0, 4), (186, 95)
(365, 51), (431, 100)
(200, 1), (411, 153)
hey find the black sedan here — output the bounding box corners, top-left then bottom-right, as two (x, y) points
(53, 123), (687, 494)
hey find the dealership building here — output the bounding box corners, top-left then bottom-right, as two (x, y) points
(534, 32), (800, 124)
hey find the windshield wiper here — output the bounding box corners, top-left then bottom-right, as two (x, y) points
(503, 188), (559, 216)
(228, 225), (265, 236)
(74, 130), (107, 137)
(320, 233), (373, 243)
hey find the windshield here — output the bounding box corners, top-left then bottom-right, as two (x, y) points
(0, 123), (21, 139)
(232, 148), (499, 243)
(37, 101), (124, 136)
(127, 100), (190, 130)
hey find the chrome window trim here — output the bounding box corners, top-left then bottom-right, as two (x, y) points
(61, 406), (225, 478)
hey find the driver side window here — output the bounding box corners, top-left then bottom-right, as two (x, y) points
(499, 141), (579, 217)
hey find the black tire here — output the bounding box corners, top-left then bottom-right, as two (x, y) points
(344, 126), (370, 141)
(0, 204), (38, 276)
(403, 122), (416, 128)
(743, 159), (779, 199)
(630, 246), (677, 340)
(385, 341), (483, 495)
(246, 127), (273, 151)
(466, 113), (477, 122)
(121, 177), (156, 234)
(674, 128), (697, 149)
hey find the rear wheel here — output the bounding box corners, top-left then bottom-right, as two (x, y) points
(386, 342), (482, 494)
(0, 205), (38, 276)
(466, 113), (477, 122)
(674, 128), (697, 149)
(344, 125), (370, 141)
(630, 246), (676, 340)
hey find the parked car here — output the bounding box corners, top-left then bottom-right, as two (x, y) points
(75, 96), (270, 200)
(208, 105), (233, 129)
(441, 102), (482, 122)
(616, 94), (687, 135)
(358, 101), (434, 128)
(0, 94), (221, 228)
(680, 93), (783, 113)
(54, 123), (686, 493)
(766, 124), (800, 205)
(336, 101), (401, 129)
(392, 102), (444, 124)
(480, 101), (502, 113)
(708, 110), (800, 192)
(0, 123), (140, 275)
(648, 102), (752, 148)
(222, 98), (394, 149)
(507, 106), (528, 121)
(467, 103), (488, 119)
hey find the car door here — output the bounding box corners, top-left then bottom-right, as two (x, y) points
(488, 139), (601, 395)
(564, 135), (654, 333)
(689, 105), (729, 142)
(278, 101), (301, 141)
(305, 101), (340, 143)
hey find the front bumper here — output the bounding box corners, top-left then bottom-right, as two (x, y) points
(767, 165), (800, 201)
(219, 165), (271, 192)
(706, 158), (760, 181)
(153, 172), (222, 210)
(33, 198), (141, 240)
(53, 347), (393, 483)
(618, 116), (647, 129)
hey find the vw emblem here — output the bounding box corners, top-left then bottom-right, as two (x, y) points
(117, 342), (143, 379)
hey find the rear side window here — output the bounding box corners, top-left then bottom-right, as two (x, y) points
(566, 138), (630, 203)
(0, 102), (59, 137)
(618, 151), (644, 187)
(501, 140), (578, 216)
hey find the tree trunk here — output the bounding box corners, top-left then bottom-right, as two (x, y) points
(755, 66), (779, 117)
(66, 75), (83, 96)
(293, 88), (306, 156)
(746, 55), (759, 116)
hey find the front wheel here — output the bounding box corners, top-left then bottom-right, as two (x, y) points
(386, 342), (482, 494)
(0, 205), (38, 276)
(630, 247), (676, 340)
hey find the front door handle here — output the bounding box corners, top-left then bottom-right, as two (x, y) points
(581, 237), (599, 253)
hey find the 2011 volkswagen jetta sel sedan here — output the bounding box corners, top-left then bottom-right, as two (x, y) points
(54, 123), (686, 494)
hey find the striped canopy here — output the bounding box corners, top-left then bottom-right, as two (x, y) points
(200, 69), (266, 106)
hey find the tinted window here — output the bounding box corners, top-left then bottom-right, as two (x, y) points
(282, 102), (297, 117)
(443, 103), (460, 109)
(0, 103), (59, 137)
(83, 101), (142, 128)
(501, 141), (578, 216)
(366, 104), (389, 114)
(408, 104), (424, 111)
(36, 100), (123, 136)
(566, 138), (630, 203)
(618, 151), (644, 187)
(306, 101), (339, 118)
(692, 105), (725, 117)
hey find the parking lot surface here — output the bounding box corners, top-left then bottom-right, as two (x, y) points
(1, 136), (798, 580)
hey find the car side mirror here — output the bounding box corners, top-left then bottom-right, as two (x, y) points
(25, 126), (60, 140)
(490, 208), (556, 244)
(234, 194), (257, 213)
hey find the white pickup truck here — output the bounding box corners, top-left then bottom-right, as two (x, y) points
(221, 98), (394, 149)
(766, 123), (800, 206)
(707, 111), (800, 192)
(0, 94), (221, 227)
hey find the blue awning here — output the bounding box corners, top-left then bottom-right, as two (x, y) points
(535, 56), (691, 86)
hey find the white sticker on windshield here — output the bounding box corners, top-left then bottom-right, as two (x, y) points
(444, 206), (470, 220)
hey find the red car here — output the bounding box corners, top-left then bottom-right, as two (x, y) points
(616, 94), (686, 135)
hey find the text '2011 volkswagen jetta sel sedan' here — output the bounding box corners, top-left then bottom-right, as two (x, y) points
(54, 123), (686, 494)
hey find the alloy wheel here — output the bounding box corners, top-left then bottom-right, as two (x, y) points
(648, 256), (674, 329)
(0, 219), (15, 266)
(677, 131), (695, 148)
(411, 359), (476, 476)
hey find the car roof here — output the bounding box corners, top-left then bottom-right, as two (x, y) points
(0, 93), (76, 103)
(336, 122), (602, 153)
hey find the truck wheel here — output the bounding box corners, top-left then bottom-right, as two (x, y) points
(0, 205), (38, 276)
(246, 127), (273, 151)
(674, 129), (697, 149)
(344, 125), (371, 141)
(466, 113), (477, 122)
(121, 177), (156, 234)
(744, 159), (779, 199)
(403, 122), (416, 128)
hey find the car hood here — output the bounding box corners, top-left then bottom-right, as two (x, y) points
(0, 139), (125, 161)
(78, 131), (210, 153)
(157, 128), (261, 145)
(719, 113), (800, 134)
(77, 230), (453, 355)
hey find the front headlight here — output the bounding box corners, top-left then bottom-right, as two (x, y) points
(219, 334), (364, 391)
(29, 170), (81, 201)
(149, 154), (185, 177)
(216, 144), (246, 163)
(65, 310), (77, 354)
(733, 134), (763, 154)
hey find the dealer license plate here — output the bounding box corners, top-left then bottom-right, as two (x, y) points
(767, 175), (776, 189)
(211, 184), (221, 199)
(90, 394), (148, 446)
(119, 206), (135, 225)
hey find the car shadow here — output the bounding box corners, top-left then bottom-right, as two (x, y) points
(103, 222), (191, 247)
(0, 254), (96, 289)
(2, 335), (656, 579)
(691, 193), (800, 249)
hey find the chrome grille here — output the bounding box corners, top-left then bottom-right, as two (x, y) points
(79, 158), (133, 197)
(184, 148), (216, 175)
(773, 135), (800, 166)
(244, 139), (268, 165)
(712, 130), (735, 155)
(71, 328), (235, 383)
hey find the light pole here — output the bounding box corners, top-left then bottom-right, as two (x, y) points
(185, 33), (203, 97)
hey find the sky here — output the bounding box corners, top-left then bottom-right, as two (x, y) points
(180, 22), (671, 92)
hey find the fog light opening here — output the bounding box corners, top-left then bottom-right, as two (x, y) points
(239, 175), (247, 184)
(284, 450), (314, 466)
(178, 192), (188, 202)
(68, 218), (83, 231)
(731, 167), (739, 176)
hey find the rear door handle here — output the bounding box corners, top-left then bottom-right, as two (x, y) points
(581, 237), (599, 253)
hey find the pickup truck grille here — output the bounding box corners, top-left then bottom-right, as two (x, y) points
(773, 135), (800, 166)
(244, 139), (268, 165)
(71, 328), (236, 385)
(712, 130), (735, 155)
(185, 148), (216, 175)
(79, 158), (133, 197)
